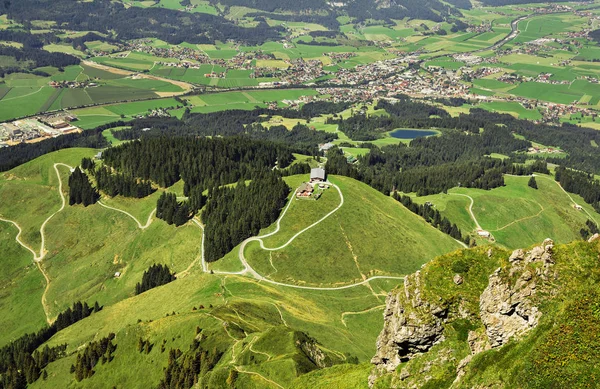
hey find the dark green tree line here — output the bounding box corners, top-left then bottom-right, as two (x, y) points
(68, 167), (99, 206)
(135, 264), (176, 295)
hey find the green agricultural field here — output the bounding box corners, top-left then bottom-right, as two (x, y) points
(411, 175), (598, 249)
(508, 82), (585, 105)
(0, 86), (56, 121)
(184, 89), (320, 113)
(477, 101), (542, 120)
(242, 175), (462, 287)
(107, 77), (183, 93)
(424, 58), (465, 70)
(472, 79), (515, 92)
(85, 85), (160, 104)
(92, 56), (155, 71)
(42, 44), (85, 56)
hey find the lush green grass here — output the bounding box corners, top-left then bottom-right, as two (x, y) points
(0, 223), (47, 344)
(0, 86), (55, 121)
(0, 149), (96, 248)
(244, 175), (461, 286)
(411, 175), (599, 249)
(477, 101), (542, 120)
(31, 254), (393, 387)
(290, 363), (372, 388)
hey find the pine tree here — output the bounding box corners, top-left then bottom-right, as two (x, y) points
(528, 176), (538, 189)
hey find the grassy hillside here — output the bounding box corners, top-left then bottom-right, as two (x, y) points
(242, 175), (462, 287)
(0, 223), (47, 344)
(410, 174), (599, 249)
(0, 148), (96, 249)
(32, 270), (388, 388)
(0, 150), (402, 389)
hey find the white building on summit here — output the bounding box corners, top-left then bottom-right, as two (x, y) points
(310, 168), (326, 183)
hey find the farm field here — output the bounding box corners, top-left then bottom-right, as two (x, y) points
(70, 98), (184, 129)
(0, 64), (187, 122)
(184, 89), (320, 113)
(477, 101), (542, 120)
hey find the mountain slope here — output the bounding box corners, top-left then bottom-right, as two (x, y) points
(369, 237), (600, 388)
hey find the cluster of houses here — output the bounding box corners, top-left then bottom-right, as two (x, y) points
(49, 80), (98, 89)
(296, 168), (329, 199)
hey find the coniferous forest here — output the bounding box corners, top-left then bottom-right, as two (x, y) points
(94, 166), (155, 199)
(71, 334), (116, 382)
(392, 192), (469, 244)
(68, 168), (99, 206)
(202, 174), (290, 262)
(156, 193), (192, 227)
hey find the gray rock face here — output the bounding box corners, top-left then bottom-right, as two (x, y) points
(370, 240), (558, 388)
(479, 239), (555, 348)
(369, 271), (446, 386)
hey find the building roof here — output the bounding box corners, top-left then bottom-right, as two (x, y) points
(311, 167), (326, 180)
(297, 182), (313, 195)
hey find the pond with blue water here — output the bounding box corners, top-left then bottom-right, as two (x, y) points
(390, 129), (438, 139)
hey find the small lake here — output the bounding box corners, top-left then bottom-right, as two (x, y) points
(390, 129), (438, 139)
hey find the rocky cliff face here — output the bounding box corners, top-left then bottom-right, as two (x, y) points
(369, 270), (447, 386)
(479, 239), (555, 348)
(370, 240), (557, 387)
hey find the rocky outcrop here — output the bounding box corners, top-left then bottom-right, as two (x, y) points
(370, 240), (558, 387)
(454, 240), (556, 385)
(369, 271), (446, 386)
(480, 239), (555, 348)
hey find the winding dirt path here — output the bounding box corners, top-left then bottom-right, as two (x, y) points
(535, 174), (600, 225)
(341, 305), (386, 327)
(450, 193), (481, 231)
(491, 200), (545, 232)
(97, 201), (155, 229)
(234, 367), (284, 389)
(196, 183), (405, 290)
(0, 163), (72, 323)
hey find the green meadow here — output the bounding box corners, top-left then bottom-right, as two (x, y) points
(410, 174), (599, 249)
(243, 175), (462, 287)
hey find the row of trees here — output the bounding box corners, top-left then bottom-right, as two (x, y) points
(555, 167), (600, 213)
(392, 192), (469, 244)
(157, 339), (223, 389)
(0, 128), (109, 172)
(580, 219), (599, 240)
(135, 264), (176, 295)
(0, 301), (100, 388)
